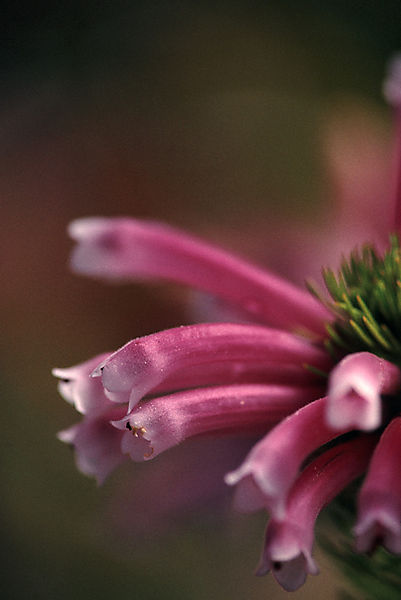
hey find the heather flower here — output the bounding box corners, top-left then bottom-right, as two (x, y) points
(55, 56), (401, 592)
(255, 436), (377, 590)
(354, 417), (401, 554)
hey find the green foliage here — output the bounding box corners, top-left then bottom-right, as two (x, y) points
(308, 236), (401, 366)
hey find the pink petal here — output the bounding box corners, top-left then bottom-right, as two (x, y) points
(327, 352), (401, 431)
(225, 397), (352, 518)
(383, 54), (401, 232)
(256, 436), (375, 591)
(52, 353), (114, 416)
(354, 417), (401, 554)
(384, 54), (401, 107)
(68, 217), (330, 334)
(157, 359), (325, 392)
(58, 407), (127, 484)
(93, 323), (332, 411)
(112, 383), (322, 461)
(257, 523), (318, 592)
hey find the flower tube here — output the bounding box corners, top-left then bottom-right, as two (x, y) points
(225, 397), (353, 518)
(157, 359), (323, 391)
(112, 383), (322, 461)
(94, 322), (332, 411)
(256, 436), (376, 591)
(354, 417), (401, 554)
(69, 217), (329, 334)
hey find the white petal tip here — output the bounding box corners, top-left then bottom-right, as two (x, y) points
(327, 413), (380, 432)
(67, 217), (108, 240)
(57, 429), (73, 443)
(52, 367), (71, 379)
(90, 367), (103, 378)
(224, 471), (240, 486)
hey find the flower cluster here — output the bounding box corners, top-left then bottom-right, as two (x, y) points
(55, 56), (401, 591)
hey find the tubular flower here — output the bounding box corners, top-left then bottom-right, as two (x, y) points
(354, 416), (401, 554)
(55, 57), (401, 591)
(255, 436), (377, 591)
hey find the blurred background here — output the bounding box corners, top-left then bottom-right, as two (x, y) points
(1, 1), (400, 598)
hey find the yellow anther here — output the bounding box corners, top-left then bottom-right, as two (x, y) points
(131, 425), (147, 438)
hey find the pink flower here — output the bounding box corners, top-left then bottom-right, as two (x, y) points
(55, 56), (401, 591)
(255, 436), (377, 590)
(354, 416), (401, 554)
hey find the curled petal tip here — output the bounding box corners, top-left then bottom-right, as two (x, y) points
(224, 470), (241, 487)
(67, 217), (112, 240)
(68, 217), (131, 278)
(354, 511), (401, 555)
(110, 415), (128, 430)
(271, 554), (318, 592)
(53, 354), (113, 415)
(90, 354), (111, 378)
(258, 522), (316, 590)
(52, 367), (66, 378)
(326, 389), (381, 432)
(57, 428), (73, 443)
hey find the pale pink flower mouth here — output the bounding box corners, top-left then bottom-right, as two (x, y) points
(54, 56), (401, 591)
(326, 352), (401, 432)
